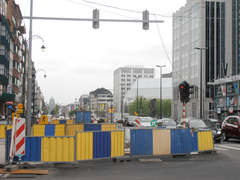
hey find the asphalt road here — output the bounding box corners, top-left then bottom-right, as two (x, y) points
(23, 152), (237, 180)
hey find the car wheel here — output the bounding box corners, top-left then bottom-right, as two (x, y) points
(222, 131), (229, 141)
(215, 139), (221, 143)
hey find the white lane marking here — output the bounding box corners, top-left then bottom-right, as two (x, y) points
(215, 145), (240, 151)
(214, 147), (228, 151)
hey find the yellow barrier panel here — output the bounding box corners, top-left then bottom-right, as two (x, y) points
(66, 120), (73, 124)
(12, 113), (19, 123)
(153, 129), (171, 155)
(41, 137), (75, 161)
(76, 132), (93, 160)
(52, 120), (59, 124)
(32, 125), (45, 136)
(55, 125), (65, 136)
(0, 125), (13, 138)
(101, 124), (116, 131)
(198, 131), (214, 151)
(66, 124), (84, 136)
(111, 131), (124, 157)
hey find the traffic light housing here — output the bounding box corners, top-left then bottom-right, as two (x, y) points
(93, 9), (99, 29)
(179, 81), (194, 103)
(143, 10), (149, 30)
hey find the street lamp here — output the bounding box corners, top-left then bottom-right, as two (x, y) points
(26, 0), (46, 135)
(195, 47), (208, 119)
(133, 77), (140, 115)
(156, 65), (166, 119)
(36, 69), (47, 79)
(119, 83), (124, 121)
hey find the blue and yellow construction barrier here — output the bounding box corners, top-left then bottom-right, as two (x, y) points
(7, 130), (124, 162)
(66, 124), (117, 136)
(32, 124), (65, 136)
(0, 125), (13, 138)
(76, 131), (124, 161)
(130, 129), (214, 156)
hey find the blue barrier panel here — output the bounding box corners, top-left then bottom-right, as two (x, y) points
(84, 124), (101, 131)
(12, 137), (42, 162)
(171, 129), (191, 154)
(190, 132), (198, 152)
(45, 125), (55, 136)
(59, 120), (66, 124)
(131, 129), (153, 156)
(93, 131), (111, 158)
(6, 129), (12, 162)
(24, 137), (42, 161)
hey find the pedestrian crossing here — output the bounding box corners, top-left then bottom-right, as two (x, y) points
(214, 144), (240, 151)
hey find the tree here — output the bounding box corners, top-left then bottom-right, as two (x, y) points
(50, 109), (55, 116)
(69, 109), (77, 116)
(128, 97), (172, 118)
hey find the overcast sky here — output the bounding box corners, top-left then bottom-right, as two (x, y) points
(14, 0), (187, 105)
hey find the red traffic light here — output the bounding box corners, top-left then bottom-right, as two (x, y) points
(181, 85), (184, 89)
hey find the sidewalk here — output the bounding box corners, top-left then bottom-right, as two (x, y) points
(0, 139), (5, 164)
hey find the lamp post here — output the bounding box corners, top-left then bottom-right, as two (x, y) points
(36, 69), (47, 79)
(133, 77), (140, 115)
(26, 0), (46, 135)
(194, 47), (208, 119)
(156, 65), (166, 119)
(119, 83), (124, 121)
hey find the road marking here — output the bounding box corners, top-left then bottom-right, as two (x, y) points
(215, 145), (240, 151)
(214, 147), (228, 151)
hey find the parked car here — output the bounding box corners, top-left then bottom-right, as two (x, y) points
(221, 116), (240, 141)
(124, 116), (137, 126)
(177, 118), (222, 143)
(157, 118), (177, 128)
(132, 117), (153, 127)
(117, 119), (123, 123)
(206, 118), (223, 128)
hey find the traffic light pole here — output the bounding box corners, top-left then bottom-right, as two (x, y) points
(183, 102), (186, 129)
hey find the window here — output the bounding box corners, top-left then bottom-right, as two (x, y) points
(1, 25), (5, 36)
(12, 15), (16, 26)
(0, 45), (5, 55)
(121, 74), (125, 77)
(121, 79), (125, 81)
(0, 64), (4, 75)
(144, 75), (148, 78)
(149, 75), (153, 78)
(127, 74), (131, 77)
(127, 79), (131, 81)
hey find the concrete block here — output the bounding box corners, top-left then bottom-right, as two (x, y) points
(113, 156), (132, 163)
(4, 165), (18, 172)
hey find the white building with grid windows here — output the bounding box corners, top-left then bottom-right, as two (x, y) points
(113, 65), (155, 113)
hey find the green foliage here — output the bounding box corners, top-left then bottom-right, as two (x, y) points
(50, 109), (55, 116)
(69, 109), (77, 116)
(128, 96), (172, 118)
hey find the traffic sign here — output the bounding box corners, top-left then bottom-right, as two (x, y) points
(40, 115), (48, 124)
(150, 120), (157, 127)
(18, 103), (23, 109)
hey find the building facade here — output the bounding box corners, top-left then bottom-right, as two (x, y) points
(88, 88), (113, 118)
(113, 65), (155, 113)
(172, 0), (239, 120)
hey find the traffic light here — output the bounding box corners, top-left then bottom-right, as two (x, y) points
(93, 9), (99, 29)
(143, 10), (149, 30)
(179, 81), (194, 103)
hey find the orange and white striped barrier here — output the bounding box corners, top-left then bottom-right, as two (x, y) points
(9, 117), (25, 162)
(135, 117), (140, 127)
